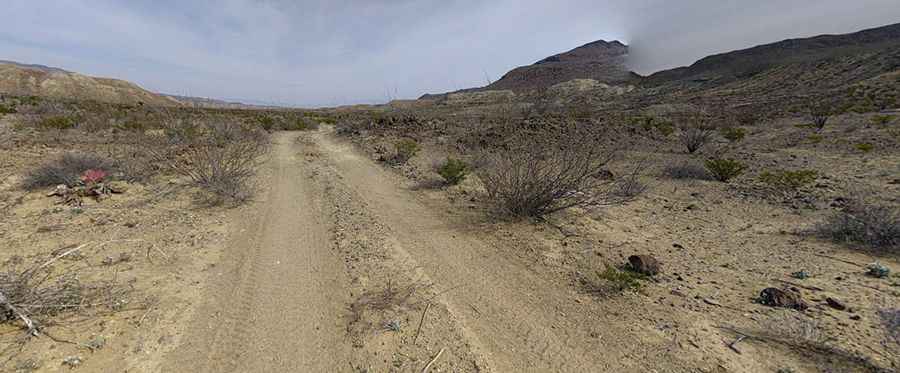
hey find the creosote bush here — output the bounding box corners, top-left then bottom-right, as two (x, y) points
(437, 158), (469, 185)
(155, 119), (268, 204)
(23, 153), (115, 190)
(816, 200), (899, 252)
(476, 125), (642, 217)
(393, 139), (420, 164)
(705, 158), (746, 182)
(759, 169), (817, 195)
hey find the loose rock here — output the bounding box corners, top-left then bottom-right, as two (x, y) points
(628, 255), (661, 276)
(758, 288), (808, 310)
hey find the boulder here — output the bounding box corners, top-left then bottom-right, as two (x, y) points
(759, 288), (808, 310)
(628, 255), (660, 276)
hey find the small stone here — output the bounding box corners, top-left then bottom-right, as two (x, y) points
(758, 288), (808, 310)
(628, 255), (661, 276)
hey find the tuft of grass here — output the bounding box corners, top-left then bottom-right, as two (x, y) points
(855, 143), (874, 153)
(720, 127), (747, 143)
(437, 158), (469, 185)
(590, 266), (646, 295)
(0, 103), (17, 115)
(705, 158), (747, 182)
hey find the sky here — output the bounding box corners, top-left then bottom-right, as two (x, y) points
(1, 1), (899, 107)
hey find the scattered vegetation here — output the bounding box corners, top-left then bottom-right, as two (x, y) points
(476, 126), (642, 217)
(758, 169), (817, 195)
(815, 200), (899, 251)
(23, 153), (115, 190)
(436, 158), (469, 185)
(705, 158), (747, 182)
(870, 115), (895, 126)
(392, 138), (420, 164)
(807, 102), (835, 131)
(37, 115), (78, 130)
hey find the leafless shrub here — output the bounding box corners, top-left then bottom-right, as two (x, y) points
(816, 200), (899, 252)
(22, 153), (115, 190)
(661, 162), (711, 180)
(678, 125), (716, 154)
(0, 249), (132, 337)
(154, 119), (268, 204)
(475, 125), (643, 217)
(348, 281), (418, 337)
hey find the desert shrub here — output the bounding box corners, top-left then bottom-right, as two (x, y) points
(806, 134), (823, 144)
(37, 115), (78, 130)
(759, 169), (817, 195)
(855, 143), (874, 153)
(806, 102), (838, 131)
(255, 115), (275, 131)
(437, 158), (469, 185)
(679, 125), (715, 154)
(815, 201), (899, 251)
(0, 103), (16, 114)
(871, 115), (895, 126)
(476, 126), (641, 217)
(393, 139), (420, 163)
(631, 116), (674, 137)
(589, 266), (646, 295)
(720, 127), (747, 143)
(613, 170), (648, 198)
(662, 162), (712, 180)
(705, 158), (746, 182)
(23, 153), (115, 190)
(156, 120), (268, 203)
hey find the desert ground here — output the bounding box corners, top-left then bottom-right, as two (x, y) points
(0, 89), (898, 373)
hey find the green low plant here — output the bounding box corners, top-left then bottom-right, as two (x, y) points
(855, 143), (874, 153)
(38, 115), (78, 130)
(871, 115), (895, 126)
(720, 127), (747, 143)
(255, 115), (275, 131)
(437, 158), (469, 185)
(705, 158), (746, 182)
(595, 266), (646, 293)
(0, 104), (16, 114)
(806, 134), (823, 144)
(393, 139), (420, 163)
(759, 169), (817, 194)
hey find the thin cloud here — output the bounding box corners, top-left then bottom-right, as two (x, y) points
(0, 0), (897, 106)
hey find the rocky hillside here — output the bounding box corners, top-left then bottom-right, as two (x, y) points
(0, 61), (180, 106)
(487, 40), (634, 92)
(636, 22), (900, 114)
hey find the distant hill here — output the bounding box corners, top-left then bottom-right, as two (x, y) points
(0, 61), (180, 106)
(163, 94), (284, 110)
(636, 22), (900, 113)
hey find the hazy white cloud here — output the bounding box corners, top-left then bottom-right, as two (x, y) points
(0, 1), (897, 106)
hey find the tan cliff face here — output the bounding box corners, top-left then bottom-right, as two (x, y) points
(0, 61), (180, 106)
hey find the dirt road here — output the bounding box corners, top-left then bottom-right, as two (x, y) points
(164, 129), (680, 372)
(163, 133), (353, 372)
